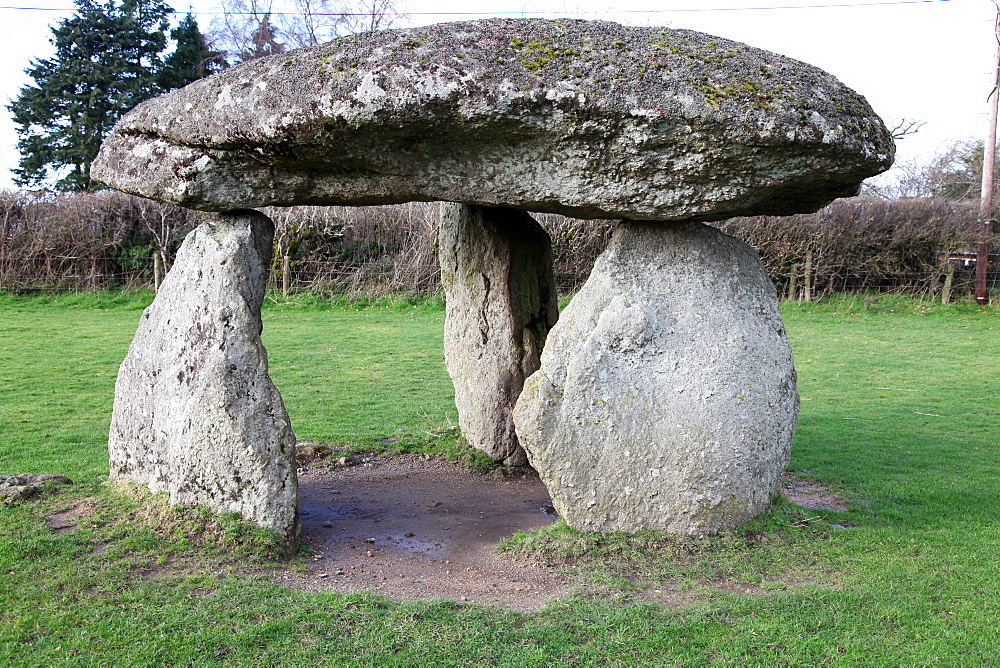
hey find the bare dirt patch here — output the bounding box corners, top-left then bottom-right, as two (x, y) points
(710, 573), (819, 597)
(278, 455), (569, 611)
(636, 585), (701, 609)
(780, 476), (849, 512)
(46, 500), (97, 533)
(268, 460), (842, 610)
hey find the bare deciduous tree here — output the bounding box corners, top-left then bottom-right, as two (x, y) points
(212, 0), (289, 63)
(865, 138), (1000, 209)
(889, 118), (926, 141)
(340, 0), (402, 36)
(883, 140), (992, 203)
(280, 0), (347, 49)
(211, 0), (405, 61)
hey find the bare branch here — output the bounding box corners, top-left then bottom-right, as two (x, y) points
(888, 118), (926, 141)
(211, 0), (407, 59)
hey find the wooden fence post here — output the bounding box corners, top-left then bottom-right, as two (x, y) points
(803, 250), (813, 303)
(153, 252), (162, 292)
(942, 261), (955, 305)
(787, 264), (798, 301)
(282, 254), (291, 298)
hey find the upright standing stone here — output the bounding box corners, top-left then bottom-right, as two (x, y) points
(108, 210), (298, 547)
(514, 221), (798, 536)
(439, 204), (559, 465)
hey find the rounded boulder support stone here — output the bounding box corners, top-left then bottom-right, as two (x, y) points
(513, 221), (798, 536)
(439, 203), (559, 465)
(108, 210), (298, 550)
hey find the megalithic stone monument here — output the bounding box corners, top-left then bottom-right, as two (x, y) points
(92, 18), (893, 540)
(108, 211), (298, 548)
(513, 221), (798, 536)
(439, 203), (559, 465)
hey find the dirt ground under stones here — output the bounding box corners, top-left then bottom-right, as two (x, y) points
(779, 476), (850, 512)
(277, 456), (569, 611)
(272, 455), (850, 612)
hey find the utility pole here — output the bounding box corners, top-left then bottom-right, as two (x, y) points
(976, 2), (1000, 305)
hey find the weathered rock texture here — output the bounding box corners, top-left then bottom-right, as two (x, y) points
(92, 18), (892, 221)
(439, 204), (559, 465)
(0, 474), (72, 503)
(108, 211), (298, 544)
(89, 17), (895, 539)
(513, 221), (798, 536)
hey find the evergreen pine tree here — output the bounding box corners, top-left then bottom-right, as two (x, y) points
(157, 12), (224, 90)
(7, 0), (173, 191)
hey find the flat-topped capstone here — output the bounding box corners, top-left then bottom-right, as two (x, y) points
(92, 18), (892, 220)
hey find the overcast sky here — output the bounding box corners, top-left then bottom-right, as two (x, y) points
(0, 0), (994, 192)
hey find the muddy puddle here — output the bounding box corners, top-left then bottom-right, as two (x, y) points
(280, 456), (569, 611)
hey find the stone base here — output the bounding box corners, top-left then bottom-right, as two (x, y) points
(439, 204), (559, 466)
(514, 221), (798, 536)
(108, 211), (298, 549)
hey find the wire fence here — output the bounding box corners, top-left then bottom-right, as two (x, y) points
(3, 191), (995, 302)
(0, 256), (153, 293)
(1, 253), (996, 302)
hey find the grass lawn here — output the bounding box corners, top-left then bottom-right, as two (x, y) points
(0, 291), (998, 664)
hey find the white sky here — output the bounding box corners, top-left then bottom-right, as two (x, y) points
(0, 0), (995, 192)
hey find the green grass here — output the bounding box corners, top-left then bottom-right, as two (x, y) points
(1, 290), (998, 664)
(261, 299), (456, 446)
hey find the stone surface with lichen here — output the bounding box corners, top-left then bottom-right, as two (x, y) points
(92, 18), (892, 220)
(108, 210), (298, 546)
(513, 221), (798, 535)
(439, 203), (559, 466)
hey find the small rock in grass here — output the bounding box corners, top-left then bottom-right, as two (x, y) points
(0, 486), (37, 503)
(1, 474), (73, 503)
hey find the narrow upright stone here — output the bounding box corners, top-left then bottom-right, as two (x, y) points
(514, 221), (798, 536)
(439, 204), (559, 465)
(108, 210), (298, 547)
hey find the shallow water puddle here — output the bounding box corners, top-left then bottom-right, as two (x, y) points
(284, 456), (567, 611)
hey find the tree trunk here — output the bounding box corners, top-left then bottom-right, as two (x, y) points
(153, 251), (163, 292)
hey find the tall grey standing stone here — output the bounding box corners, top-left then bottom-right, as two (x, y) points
(439, 204), (559, 465)
(108, 210), (298, 547)
(513, 221), (798, 536)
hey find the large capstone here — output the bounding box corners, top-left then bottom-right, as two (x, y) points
(439, 204), (559, 465)
(108, 210), (298, 546)
(92, 18), (892, 221)
(513, 221), (798, 536)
